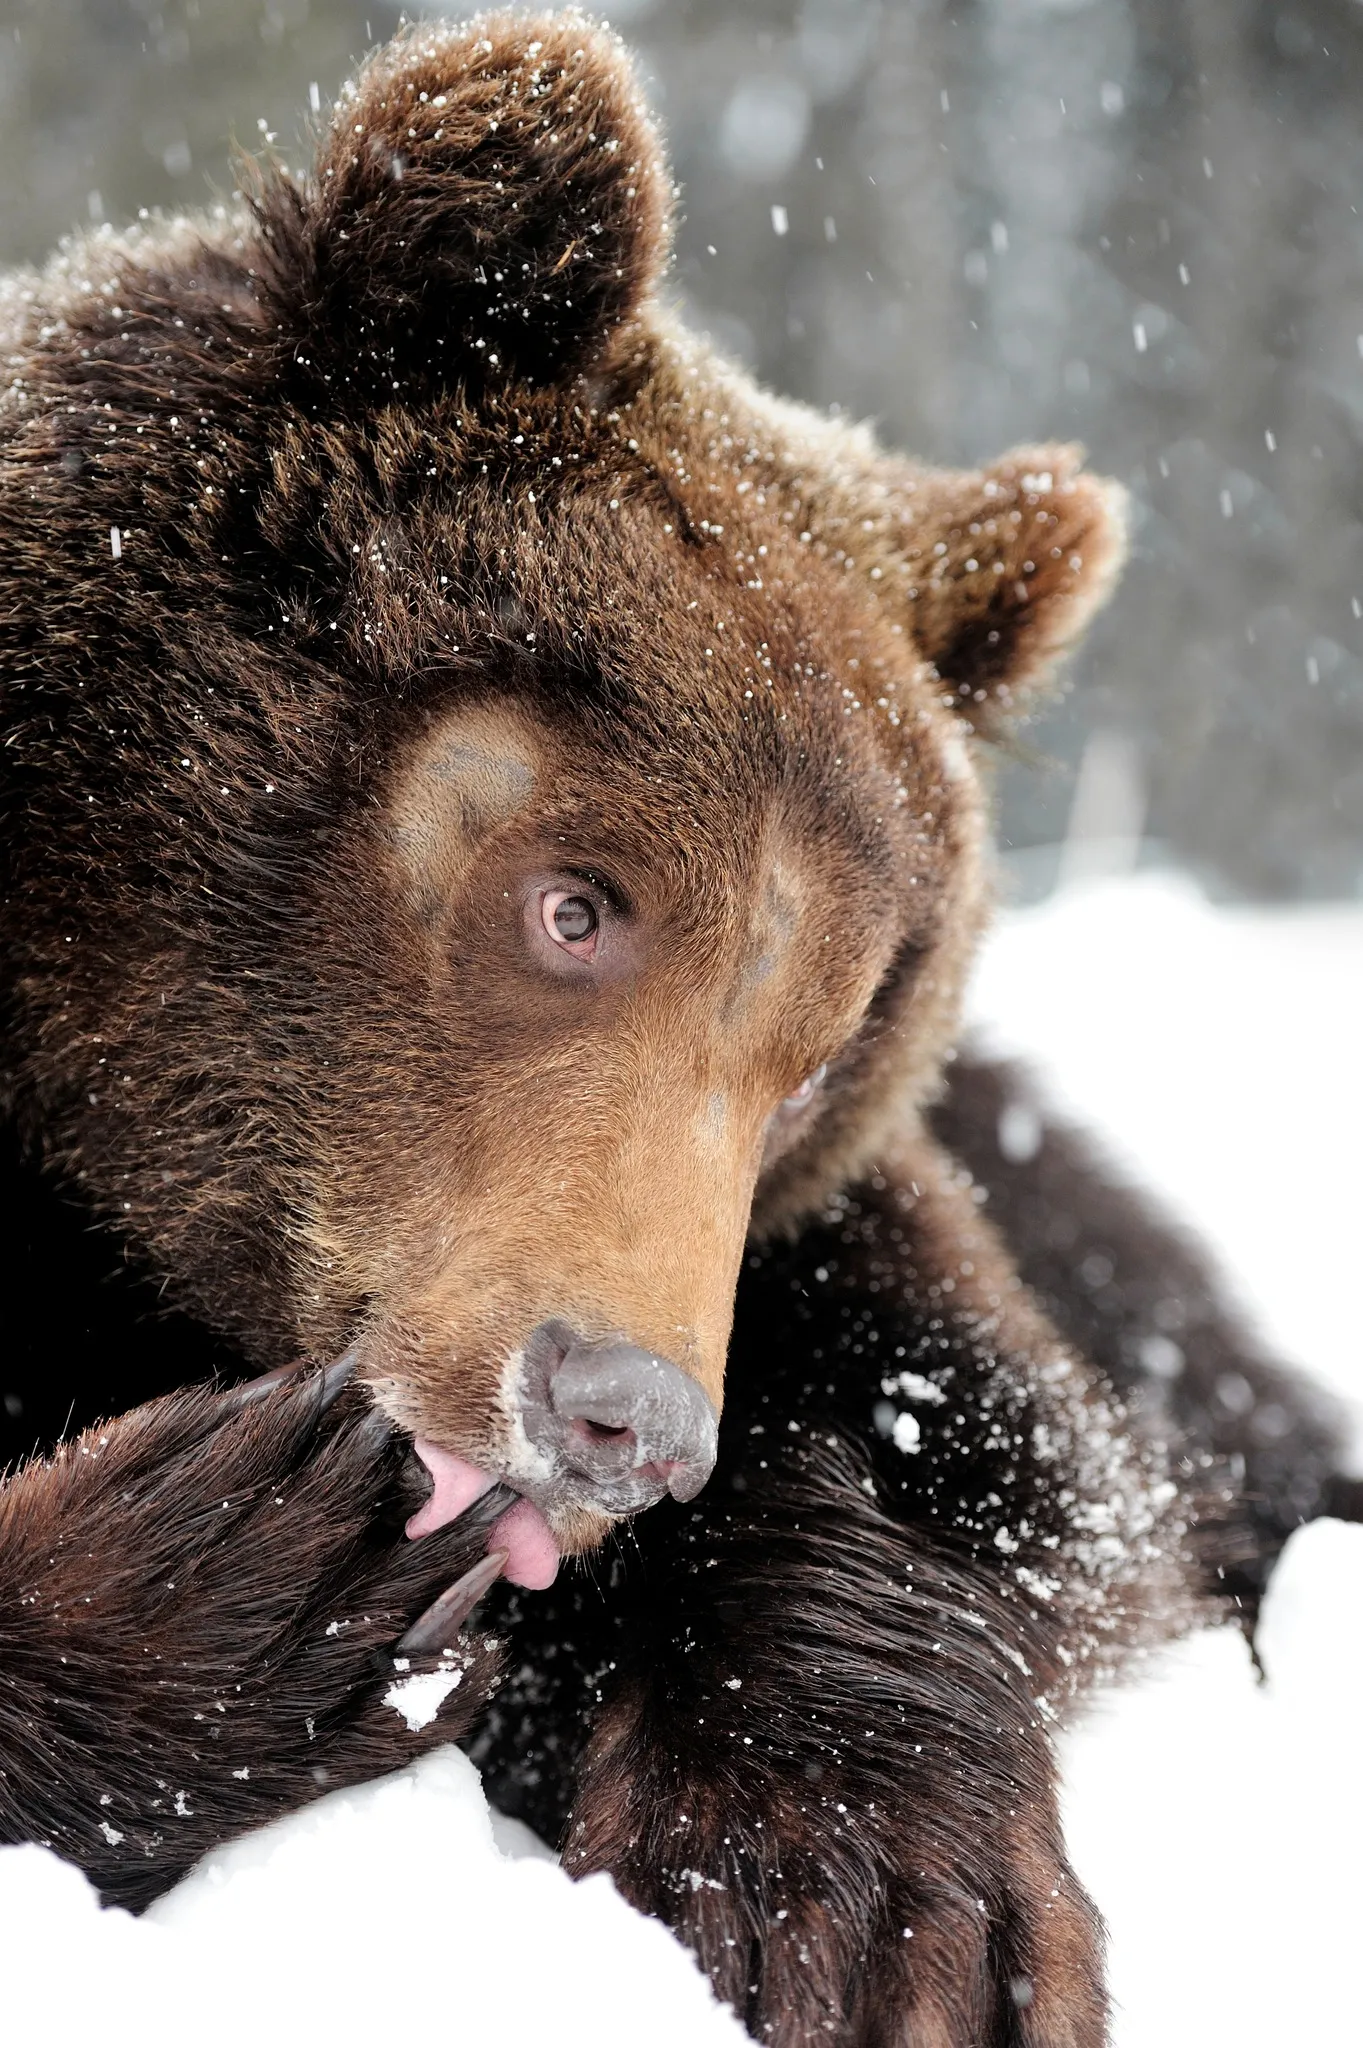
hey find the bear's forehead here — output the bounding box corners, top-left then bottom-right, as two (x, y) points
(325, 384), (938, 799)
(388, 660), (916, 903)
(303, 345), (900, 716)
(369, 569), (935, 915)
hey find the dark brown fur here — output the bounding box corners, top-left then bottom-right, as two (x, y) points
(0, 1370), (508, 1912)
(0, 14), (1351, 2042)
(475, 1142), (1184, 2043)
(0, 14), (1119, 1468)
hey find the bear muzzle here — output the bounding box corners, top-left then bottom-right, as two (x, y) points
(404, 1319), (718, 1591)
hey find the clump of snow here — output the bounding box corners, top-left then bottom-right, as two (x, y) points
(881, 1370), (946, 1405)
(0, 1747), (747, 2048)
(891, 1410), (922, 1454)
(382, 1659), (464, 1731)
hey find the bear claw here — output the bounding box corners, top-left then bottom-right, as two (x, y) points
(229, 1347), (358, 1414)
(396, 1549), (510, 1655)
(317, 1348), (360, 1412)
(230, 1358), (304, 1406)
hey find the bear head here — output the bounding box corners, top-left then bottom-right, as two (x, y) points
(0, 12), (1124, 1580)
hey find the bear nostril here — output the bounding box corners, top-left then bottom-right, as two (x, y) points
(572, 1416), (635, 1448)
(535, 1331), (719, 1510)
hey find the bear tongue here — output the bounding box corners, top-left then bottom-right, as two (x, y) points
(406, 1440), (495, 1538)
(485, 1495), (561, 1592)
(406, 1439), (559, 1591)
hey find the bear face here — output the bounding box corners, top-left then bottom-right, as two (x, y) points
(0, 13), (1123, 1579)
(300, 441), (957, 1569)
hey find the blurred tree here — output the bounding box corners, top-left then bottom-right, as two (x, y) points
(2, 0), (1360, 897)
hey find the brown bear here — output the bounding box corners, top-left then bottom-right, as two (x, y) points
(0, 13), (1352, 2043)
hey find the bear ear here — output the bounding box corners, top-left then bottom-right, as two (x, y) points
(889, 446), (1127, 735)
(253, 12), (672, 398)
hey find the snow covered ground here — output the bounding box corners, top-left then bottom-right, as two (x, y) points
(2, 873), (1359, 2045)
(0, 1748), (748, 2046)
(969, 873), (1363, 2048)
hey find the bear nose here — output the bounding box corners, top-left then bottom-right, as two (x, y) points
(532, 1330), (718, 1512)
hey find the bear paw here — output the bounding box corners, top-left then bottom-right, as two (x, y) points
(0, 1363), (509, 1910)
(566, 1692), (1106, 2046)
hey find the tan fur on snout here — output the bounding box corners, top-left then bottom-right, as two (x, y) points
(369, 1010), (757, 1418)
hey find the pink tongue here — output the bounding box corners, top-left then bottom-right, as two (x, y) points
(405, 1442), (495, 1538)
(406, 1439), (559, 1591)
(486, 1496), (561, 1591)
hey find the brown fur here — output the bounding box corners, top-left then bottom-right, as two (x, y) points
(476, 1131), (1195, 2045)
(0, 1370), (507, 1912)
(0, 14), (1348, 2041)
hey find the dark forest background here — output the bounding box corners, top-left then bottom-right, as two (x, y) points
(3, 0), (1361, 900)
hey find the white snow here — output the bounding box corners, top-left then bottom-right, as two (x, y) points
(967, 872), (1363, 2048)
(881, 1371), (947, 1405)
(0, 1747), (748, 2048)
(1062, 1518), (1363, 2048)
(891, 1409), (922, 1454)
(967, 872), (1363, 1453)
(2, 871), (1358, 2042)
(382, 1659), (465, 1731)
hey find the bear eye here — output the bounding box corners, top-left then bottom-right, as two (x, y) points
(781, 1064), (828, 1113)
(542, 889), (600, 956)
